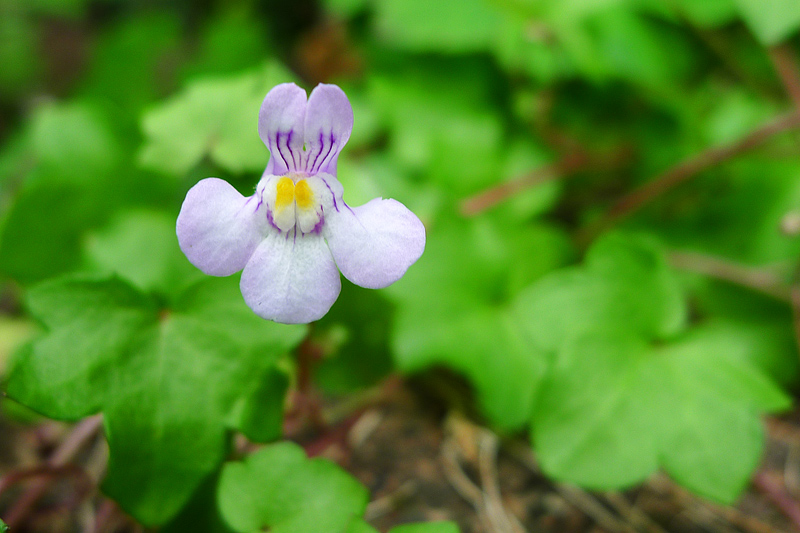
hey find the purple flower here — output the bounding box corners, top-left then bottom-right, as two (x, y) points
(176, 83), (426, 324)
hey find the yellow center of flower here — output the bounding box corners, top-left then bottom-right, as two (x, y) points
(275, 177), (315, 213)
(270, 175), (321, 234)
(275, 177), (296, 210)
(295, 180), (314, 210)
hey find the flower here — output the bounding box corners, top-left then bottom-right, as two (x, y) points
(176, 83), (426, 324)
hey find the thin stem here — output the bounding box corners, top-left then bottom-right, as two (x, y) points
(461, 146), (631, 217)
(668, 251), (792, 302)
(768, 44), (800, 110)
(3, 415), (103, 528)
(753, 470), (800, 531)
(460, 152), (588, 216)
(582, 111), (800, 243)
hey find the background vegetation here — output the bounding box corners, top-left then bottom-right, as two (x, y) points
(1, 0), (800, 531)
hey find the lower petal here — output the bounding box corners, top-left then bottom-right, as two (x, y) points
(324, 198), (426, 289)
(240, 231), (341, 324)
(177, 178), (265, 276)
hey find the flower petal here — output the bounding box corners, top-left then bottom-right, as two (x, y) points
(258, 83), (307, 175)
(240, 231), (341, 324)
(177, 178), (265, 276)
(302, 84), (353, 176)
(324, 197), (426, 289)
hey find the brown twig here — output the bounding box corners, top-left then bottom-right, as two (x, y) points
(603, 492), (668, 533)
(647, 474), (778, 533)
(363, 480), (418, 521)
(460, 152), (590, 216)
(2, 414), (103, 528)
(461, 145), (632, 216)
(504, 440), (637, 533)
(790, 286), (800, 358)
(582, 111), (800, 243)
(441, 415), (528, 533)
(768, 44), (800, 110)
(753, 470), (800, 532)
(668, 251), (792, 302)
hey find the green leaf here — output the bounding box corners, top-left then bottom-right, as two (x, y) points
(218, 442), (369, 533)
(532, 323), (790, 502)
(315, 282), (395, 393)
(79, 12), (182, 114)
(514, 233), (685, 354)
(227, 365), (289, 443)
(734, 0), (800, 44)
(7, 275), (306, 525)
(672, 0), (737, 27)
(162, 471), (236, 533)
(139, 62), (295, 177)
(0, 8), (42, 96)
(29, 101), (121, 178)
(368, 72), (503, 195)
(83, 209), (202, 298)
(372, 0), (503, 52)
(0, 102), (127, 284)
(0, 517), (8, 532)
(0, 179), (96, 283)
(324, 0), (371, 17)
(391, 217), (571, 428)
(180, 8), (270, 81)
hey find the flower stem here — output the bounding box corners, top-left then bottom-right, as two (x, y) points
(580, 111), (800, 245)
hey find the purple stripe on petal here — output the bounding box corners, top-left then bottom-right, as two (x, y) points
(274, 132), (291, 172)
(309, 131), (325, 173)
(314, 131), (337, 174)
(303, 84), (353, 177)
(259, 83), (307, 175)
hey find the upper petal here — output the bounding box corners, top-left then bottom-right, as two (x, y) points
(177, 178), (265, 276)
(240, 231), (341, 324)
(258, 83), (307, 175)
(302, 84), (353, 176)
(324, 197), (426, 289)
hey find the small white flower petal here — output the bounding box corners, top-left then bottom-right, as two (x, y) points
(324, 198), (426, 289)
(258, 83), (307, 175)
(177, 178), (265, 276)
(302, 84), (353, 176)
(240, 231), (341, 324)
(295, 176), (329, 234)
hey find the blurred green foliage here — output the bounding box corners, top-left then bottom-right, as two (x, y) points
(1, 0), (800, 529)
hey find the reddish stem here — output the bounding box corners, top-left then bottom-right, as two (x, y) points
(753, 470), (800, 531)
(2, 415), (102, 528)
(768, 44), (800, 110)
(460, 151), (590, 216)
(582, 111), (800, 243)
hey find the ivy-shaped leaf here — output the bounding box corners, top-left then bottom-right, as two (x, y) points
(391, 215), (572, 429)
(218, 442), (368, 533)
(83, 210), (202, 297)
(0, 102), (125, 284)
(513, 232), (687, 354)
(532, 325), (789, 502)
(218, 442), (460, 533)
(139, 62), (294, 177)
(520, 234), (790, 502)
(7, 275), (306, 525)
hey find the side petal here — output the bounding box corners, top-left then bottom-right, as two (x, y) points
(177, 178), (265, 276)
(324, 198), (426, 289)
(302, 84), (353, 176)
(258, 83), (307, 175)
(240, 231), (341, 324)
